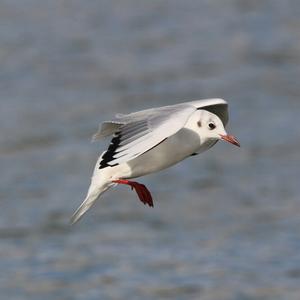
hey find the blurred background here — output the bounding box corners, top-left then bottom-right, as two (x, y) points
(1, 0), (300, 299)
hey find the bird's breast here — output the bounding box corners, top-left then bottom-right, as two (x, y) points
(126, 128), (203, 178)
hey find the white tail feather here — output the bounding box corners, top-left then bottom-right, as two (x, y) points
(70, 185), (106, 224)
(70, 152), (113, 224)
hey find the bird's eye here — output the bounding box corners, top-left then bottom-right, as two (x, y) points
(208, 122), (216, 130)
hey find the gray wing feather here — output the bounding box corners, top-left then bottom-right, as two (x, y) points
(92, 121), (124, 141)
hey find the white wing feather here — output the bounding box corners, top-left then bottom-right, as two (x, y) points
(102, 104), (196, 166)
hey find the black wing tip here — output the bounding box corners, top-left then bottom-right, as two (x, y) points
(99, 132), (121, 169)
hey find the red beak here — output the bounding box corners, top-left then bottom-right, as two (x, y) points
(220, 134), (240, 147)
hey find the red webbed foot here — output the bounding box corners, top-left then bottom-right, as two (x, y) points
(112, 179), (153, 207)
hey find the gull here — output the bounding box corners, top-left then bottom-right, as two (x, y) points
(71, 98), (240, 224)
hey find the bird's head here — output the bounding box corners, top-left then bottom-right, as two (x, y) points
(196, 110), (240, 147)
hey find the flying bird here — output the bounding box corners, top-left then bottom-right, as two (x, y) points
(71, 98), (240, 224)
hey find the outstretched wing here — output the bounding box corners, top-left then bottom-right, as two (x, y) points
(93, 98), (228, 141)
(99, 104), (196, 168)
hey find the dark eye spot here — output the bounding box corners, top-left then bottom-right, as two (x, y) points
(197, 121), (202, 127)
(208, 122), (216, 130)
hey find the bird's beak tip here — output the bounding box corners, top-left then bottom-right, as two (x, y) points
(220, 134), (240, 147)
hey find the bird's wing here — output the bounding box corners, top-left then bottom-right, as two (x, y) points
(93, 99), (228, 141)
(99, 104), (196, 168)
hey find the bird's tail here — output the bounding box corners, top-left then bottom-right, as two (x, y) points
(70, 183), (109, 224)
(70, 152), (114, 224)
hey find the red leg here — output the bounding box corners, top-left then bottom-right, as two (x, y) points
(112, 179), (154, 207)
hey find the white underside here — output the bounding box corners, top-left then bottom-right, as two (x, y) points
(126, 128), (215, 178)
(101, 125), (216, 181)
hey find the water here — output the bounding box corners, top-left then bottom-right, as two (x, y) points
(1, 0), (300, 299)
